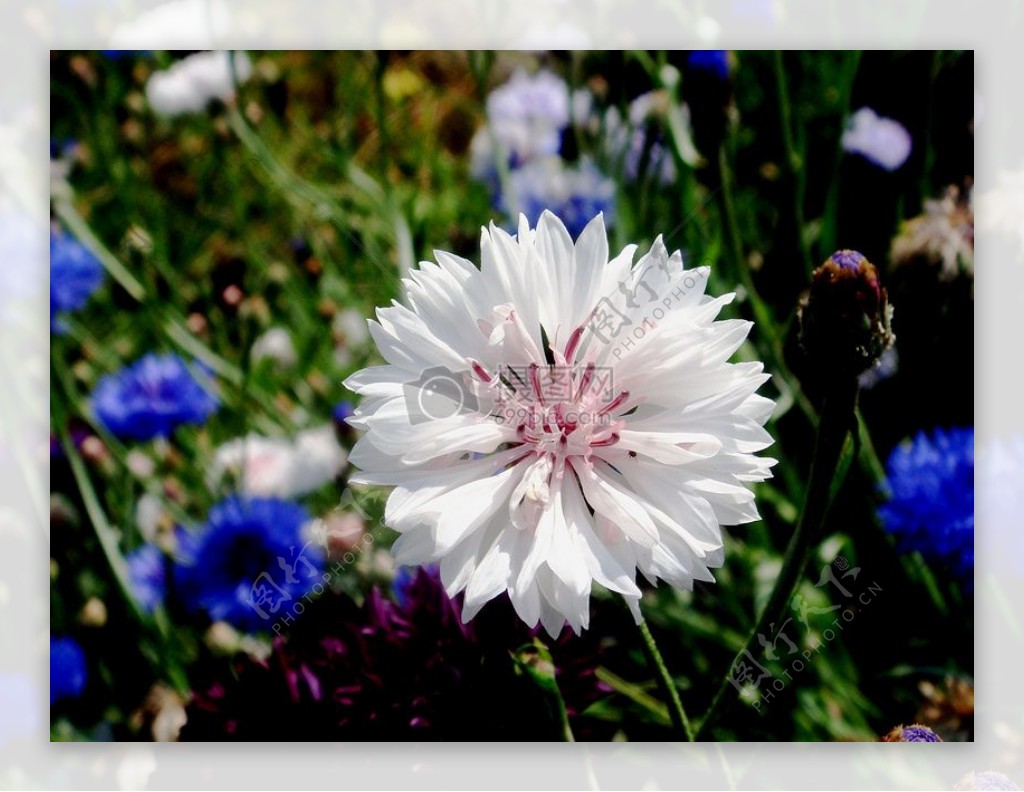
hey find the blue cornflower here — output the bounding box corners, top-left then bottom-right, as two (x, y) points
(50, 636), (87, 705)
(505, 157), (616, 240)
(174, 496), (325, 632)
(687, 50), (730, 80)
(50, 229), (104, 333)
(126, 544), (166, 613)
(879, 427), (974, 585)
(333, 401), (356, 445)
(332, 401), (355, 424)
(91, 353), (219, 441)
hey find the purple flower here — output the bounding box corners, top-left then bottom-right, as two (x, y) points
(91, 353), (219, 441)
(882, 723), (942, 742)
(181, 569), (614, 740)
(830, 249), (867, 271)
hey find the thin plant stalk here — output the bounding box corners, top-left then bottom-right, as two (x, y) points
(773, 51), (814, 280)
(636, 614), (696, 741)
(697, 378), (859, 738)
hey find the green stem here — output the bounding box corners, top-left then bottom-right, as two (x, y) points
(773, 51), (814, 280)
(511, 638), (575, 741)
(51, 185), (146, 301)
(225, 104), (404, 291)
(53, 351), (192, 699)
(374, 53), (391, 191)
(819, 51), (862, 260)
(636, 616), (695, 741)
(717, 145), (817, 425)
(697, 377), (859, 739)
(594, 666), (671, 726)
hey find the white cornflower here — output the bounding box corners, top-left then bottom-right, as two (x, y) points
(891, 186), (974, 280)
(333, 307), (373, 368)
(209, 426), (347, 498)
(345, 212), (775, 636)
(145, 51), (252, 118)
(250, 326), (297, 369)
(841, 107), (912, 171)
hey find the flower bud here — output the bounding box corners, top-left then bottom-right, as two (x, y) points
(798, 249), (895, 380)
(880, 723), (942, 742)
(80, 596), (108, 628)
(205, 621), (242, 655)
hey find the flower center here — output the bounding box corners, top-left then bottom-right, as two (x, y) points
(470, 322), (631, 463)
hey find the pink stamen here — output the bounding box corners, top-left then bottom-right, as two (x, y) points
(528, 363), (545, 406)
(469, 359), (493, 383)
(563, 325), (585, 363)
(598, 390), (631, 416)
(574, 362), (596, 402)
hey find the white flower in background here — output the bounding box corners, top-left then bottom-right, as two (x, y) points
(345, 212), (775, 636)
(891, 186), (974, 280)
(250, 326), (297, 369)
(210, 425), (347, 498)
(976, 167), (1024, 256)
(333, 307), (372, 368)
(334, 308), (371, 348)
(571, 88), (596, 131)
(145, 51), (252, 118)
(470, 68), (571, 179)
(841, 107), (912, 171)
(109, 0), (231, 49)
(135, 493), (166, 544)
